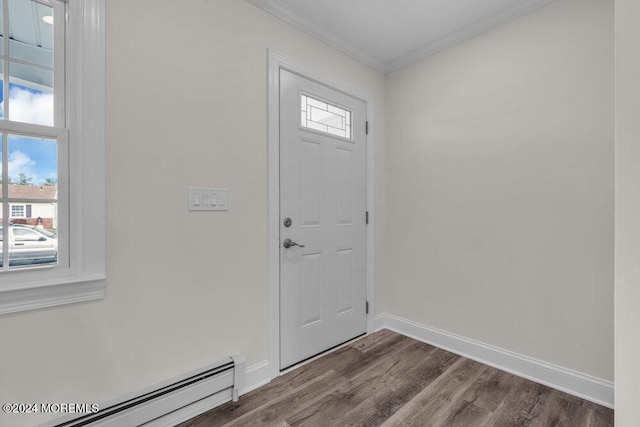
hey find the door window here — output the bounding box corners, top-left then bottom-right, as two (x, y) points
(300, 94), (352, 138)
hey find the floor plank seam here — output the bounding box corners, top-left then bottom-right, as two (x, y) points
(177, 331), (614, 427)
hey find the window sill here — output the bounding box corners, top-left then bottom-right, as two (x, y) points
(0, 276), (105, 315)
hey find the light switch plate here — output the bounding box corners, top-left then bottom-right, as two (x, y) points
(188, 187), (228, 211)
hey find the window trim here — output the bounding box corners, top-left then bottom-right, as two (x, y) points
(300, 92), (353, 140)
(10, 203), (26, 218)
(0, 0), (106, 315)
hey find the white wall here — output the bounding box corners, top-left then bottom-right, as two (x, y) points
(615, 1), (640, 424)
(0, 1), (386, 426)
(30, 203), (55, 220)
(382, 0), (614, 381)
(0, 0), (617, 424)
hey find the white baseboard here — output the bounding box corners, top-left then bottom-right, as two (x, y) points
(374, 313), (614, 409)
(124, 361), (271, 427)
(146, 389), (233, 427)
(243, 360), (272, 395)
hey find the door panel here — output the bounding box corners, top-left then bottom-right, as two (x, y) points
(336, 248), (355, 315)
(299, 251), (323, 328)
(280, 69), (367, 369)
(336, 145), (355, 226)
(298, 138), (323, 227)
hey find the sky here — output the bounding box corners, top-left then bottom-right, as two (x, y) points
(0, 83), (58, 186)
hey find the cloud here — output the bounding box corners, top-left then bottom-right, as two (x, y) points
(0, 86), (56, 184)
(3, 87), (54, 126)
(9, 150), (36, 170)
(8, 150), (39, 183)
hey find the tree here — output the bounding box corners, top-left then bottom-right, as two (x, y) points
(0, 176), (13, 184)
(42, 177), (57, 186)
(17, 173), (32, 185)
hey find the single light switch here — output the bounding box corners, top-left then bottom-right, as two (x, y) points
(193, 192), (201, 206)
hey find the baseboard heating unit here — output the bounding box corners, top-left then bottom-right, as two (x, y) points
(41, 354), (245, 427)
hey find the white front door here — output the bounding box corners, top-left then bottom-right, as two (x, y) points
(280, 69), (367, 370)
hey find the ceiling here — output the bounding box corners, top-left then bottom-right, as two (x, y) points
(1, 0), (54, 89)
(249, 0), (557, 73)
(2, 0), (54, 52)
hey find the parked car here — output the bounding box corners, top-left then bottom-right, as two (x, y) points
(0, 224), (58, 267)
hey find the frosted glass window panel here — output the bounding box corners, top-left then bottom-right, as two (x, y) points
(311, 107), (343, 129)
(301, 94), (352, 139)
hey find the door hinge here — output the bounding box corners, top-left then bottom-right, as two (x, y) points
(365, 121), (369, 135)
(366, 301), (369, 314)
(366, 211), (369, 225)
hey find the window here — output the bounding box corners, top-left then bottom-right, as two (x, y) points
(10, 204), (25, 218)
(0, 0), (64, 271)
(0, 0), (105, 314)
(300, 93), (352, 139)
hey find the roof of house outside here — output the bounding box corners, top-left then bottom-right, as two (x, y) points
(0, 185), (57, 200)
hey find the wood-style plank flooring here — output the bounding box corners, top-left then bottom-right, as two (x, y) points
(178, 330), (613, 427)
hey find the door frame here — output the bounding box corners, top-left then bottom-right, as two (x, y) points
(268, 50), (376, 379)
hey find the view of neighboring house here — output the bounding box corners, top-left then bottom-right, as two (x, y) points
(0, 185), (57, 230)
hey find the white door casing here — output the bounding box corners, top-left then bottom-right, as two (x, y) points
(279, 69), (367, 369)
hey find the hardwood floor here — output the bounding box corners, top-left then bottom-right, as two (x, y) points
(178, 330), (614, 427)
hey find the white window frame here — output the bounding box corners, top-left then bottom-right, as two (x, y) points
(0, 0), (105, 315)
(10, 203), (26, 218)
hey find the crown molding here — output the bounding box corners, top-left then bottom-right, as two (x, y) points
(261, 0), (387, 72)
(385, 0), (559, 72)
(245, 0), (268, 8)
(251, 0), (558, 74)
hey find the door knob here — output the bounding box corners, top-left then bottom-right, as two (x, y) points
(283, 238), (305, 249)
